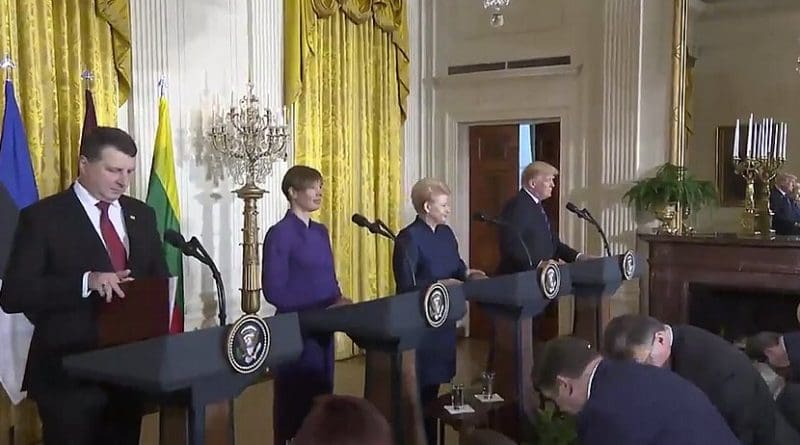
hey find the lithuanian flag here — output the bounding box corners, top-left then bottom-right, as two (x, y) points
(146, 97), (183, 333)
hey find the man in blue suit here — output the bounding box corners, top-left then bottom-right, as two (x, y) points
(533, 336), (739, 445)
(769, 173), (800, 235)
(496, 161), (589, 274)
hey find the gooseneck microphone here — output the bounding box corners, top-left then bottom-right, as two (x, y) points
(565, 202), (611, 257)
(351, 213), (416, 288)
(164, 229), (227, 326)
(472, 212), (534, 270)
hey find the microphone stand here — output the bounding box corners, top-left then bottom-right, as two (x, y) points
(581, 210), (612, 257)
(189, 238), (228, 326)
(354, 217), (417, 288)
(474, 214), (535, 270)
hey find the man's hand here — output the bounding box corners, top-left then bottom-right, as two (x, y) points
(88, 270), (134, 303)
(466, 269), (488, 280)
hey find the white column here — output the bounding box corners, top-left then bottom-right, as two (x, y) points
(128, 0), (286, 329)
(600, 0), (643, 316)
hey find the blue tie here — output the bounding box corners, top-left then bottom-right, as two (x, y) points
(537, 203), (551, 232)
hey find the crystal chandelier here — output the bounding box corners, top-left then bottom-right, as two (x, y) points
(483, 0), (511, 28)
(208, 83), (289, 185)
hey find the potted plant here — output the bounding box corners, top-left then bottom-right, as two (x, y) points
(622, 163), (717, 234)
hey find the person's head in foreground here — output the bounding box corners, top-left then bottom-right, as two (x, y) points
(461, 428), (518, 445)
(532, 336), (601, 415)
(746, 331), (791, 368)
(602, 314), (672, 367)
(292, 395), (393, 445)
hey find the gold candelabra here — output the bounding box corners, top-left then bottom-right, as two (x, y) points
(208, 83), (289, 315)
(732, 114), (788, 236)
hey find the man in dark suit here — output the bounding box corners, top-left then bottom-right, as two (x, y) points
(496, 161), (587, 275)
(533, 336), (738, 445)
(0, 127), (168, 445)
(769, 173), (800, 235)
(603, 315), (798, 445)
(747, 331), (800, 433)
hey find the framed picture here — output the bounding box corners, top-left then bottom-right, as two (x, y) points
(715, 125), (747, 207)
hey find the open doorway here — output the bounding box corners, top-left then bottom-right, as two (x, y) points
(468, 120), (561, 341)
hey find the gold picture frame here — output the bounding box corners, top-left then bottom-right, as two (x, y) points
(715, 125), (747, 208)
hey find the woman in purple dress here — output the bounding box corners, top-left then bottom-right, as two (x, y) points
(262, 165), (348, 444)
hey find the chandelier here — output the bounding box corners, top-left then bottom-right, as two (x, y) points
(483, 0), (511, 28)
(208, 83), (289, 185)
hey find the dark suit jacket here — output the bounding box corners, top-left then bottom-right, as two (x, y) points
(769, 188), (800, 235)
(496, 190), (578, 274)
(671, 325), (782, 445)
(578, 359), (739, 445)
(0, 187), (168, 396)
(782, 332), (800, 382)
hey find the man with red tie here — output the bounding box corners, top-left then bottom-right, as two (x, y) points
(0, 127), (168, 445)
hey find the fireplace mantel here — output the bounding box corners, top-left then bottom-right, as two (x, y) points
(640, 233), (800, 325)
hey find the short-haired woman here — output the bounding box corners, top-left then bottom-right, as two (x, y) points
(262, 165), (349, 444)
(393, 178), (486, 444)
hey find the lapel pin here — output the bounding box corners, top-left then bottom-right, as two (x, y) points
(129, 214), (136, 220)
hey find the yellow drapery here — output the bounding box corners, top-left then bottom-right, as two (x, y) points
(284, 0), (409, 359)
(0, 1), (130, 443)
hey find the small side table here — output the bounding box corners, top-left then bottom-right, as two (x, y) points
(425, 389), (513, 445)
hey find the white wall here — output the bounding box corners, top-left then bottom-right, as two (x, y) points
(404, 0), (675, 328)
(126, 0), (287, 329)
(688, 3), (800, 231)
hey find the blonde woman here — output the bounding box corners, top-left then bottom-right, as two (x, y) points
(393, 178), (485, 444)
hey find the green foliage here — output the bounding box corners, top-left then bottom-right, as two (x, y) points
(529, 402), (578, 445)
(622, 163), (718, 213)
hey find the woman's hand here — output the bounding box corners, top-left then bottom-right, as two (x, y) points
(328, 296), (352, 308)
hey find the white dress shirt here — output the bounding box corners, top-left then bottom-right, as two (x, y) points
(586, 359), (601, 399)
(73, 181), (129, 297)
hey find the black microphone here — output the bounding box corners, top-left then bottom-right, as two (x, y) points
(565, 203), (611, 257)
(472, 212), (534, 270)
(164, 229), (227, 326)
(351, 214), (416, 288)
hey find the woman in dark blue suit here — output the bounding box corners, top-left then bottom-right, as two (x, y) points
(393, 178), (486, 445)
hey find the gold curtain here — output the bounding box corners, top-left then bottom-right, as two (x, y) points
(0, 1), (130, 443)
(284, 0), (409, 359)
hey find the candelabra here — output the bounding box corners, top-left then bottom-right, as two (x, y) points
(732, 114), (788, 236)
(208, 83), (289, 315)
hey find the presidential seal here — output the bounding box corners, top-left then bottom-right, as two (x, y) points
(423, 282), (450, 328)
(538, 262), (561, 300)
(620, 250), (636, 281)
(226, 314), (270, 374)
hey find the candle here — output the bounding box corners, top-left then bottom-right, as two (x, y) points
(230, 90), (236, 110)
(765, 118), (772, 159)
(783, 123), (788, 160)
(746, 113), (753, 158)
(733, 119), (740, 160)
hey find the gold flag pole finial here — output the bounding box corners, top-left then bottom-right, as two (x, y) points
(81, 69), (94, 90)
(1, 54), (15, 81)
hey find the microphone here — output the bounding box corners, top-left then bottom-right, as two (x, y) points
(164, 229), (227, 326)
(472, 212), (534, 270)
(565, 203), (611, 257)
(351, 214), (416, 288)
(351, 213), (393, 239)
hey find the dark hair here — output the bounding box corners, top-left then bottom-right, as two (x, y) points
(292, 395), (392, 445)
(746, 331), (782, 361)
(281, 165), (323, 201)
(602, 314), (666, 360)
(461, 429), (517, 445)
(80, 126), (138, 160)
(533, 336), (598, 393)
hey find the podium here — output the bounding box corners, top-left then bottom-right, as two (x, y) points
(568, 253), (642, 348)
(461, 266), (569, 440)
(299, 284), (467, 445)
(63, 312), (303, 445)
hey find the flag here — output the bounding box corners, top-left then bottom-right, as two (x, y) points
(79, 88), (97, 151)
(0, 79), (38, 404)
(146, 97), (184, 333)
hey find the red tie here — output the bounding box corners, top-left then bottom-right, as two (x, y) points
(96, 201), (128, 271)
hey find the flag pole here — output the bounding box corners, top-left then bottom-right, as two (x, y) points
(1, 54), (14, 81)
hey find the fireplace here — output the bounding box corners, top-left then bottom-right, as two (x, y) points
(641, 234), (800, 337)
(688, 284), (800, 342)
